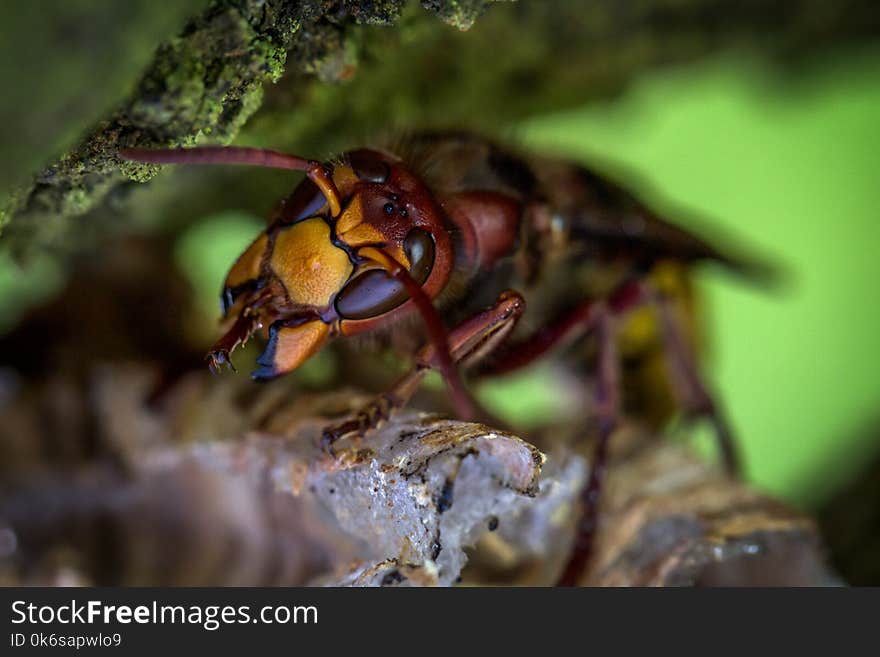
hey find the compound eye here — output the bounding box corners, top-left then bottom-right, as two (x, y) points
(348, 149), (390, 184)
(403, 227), (434, 284)
(334, 229), (435, 320)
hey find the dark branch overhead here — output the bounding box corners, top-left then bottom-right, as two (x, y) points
(1, 0), (878, 257)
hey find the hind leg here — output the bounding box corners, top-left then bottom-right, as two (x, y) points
(648, 285), (740, 476)
(467, 283), (642, 585)
(557, 308), (620, 586)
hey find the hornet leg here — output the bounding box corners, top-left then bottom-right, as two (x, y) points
(557, 308), (620, 586)
(648, 285), (740, 476)
(320, 291), (526, 453)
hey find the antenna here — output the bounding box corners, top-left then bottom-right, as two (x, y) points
(119, 146), (342, 216)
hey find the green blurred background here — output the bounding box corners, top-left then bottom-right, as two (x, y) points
(520, 49), (880, 507)
(1, 1), (878, 518)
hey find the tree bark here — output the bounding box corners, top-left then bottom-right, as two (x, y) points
(2, 0), (879, 257)
(0, 360), (834, 586)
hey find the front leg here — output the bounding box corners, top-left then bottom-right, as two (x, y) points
(206, 312), (261, 373)
(320, 291), (526, 453)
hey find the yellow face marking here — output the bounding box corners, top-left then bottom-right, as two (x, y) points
(335, 195), (365, 235)
(339, 222), (385, 248)
(336, 194), (409, 268)
(269, 320), (330, 374)
(270, 218), (353, 306)
(225, 232), (268, 290)
(332, 165), (359, 196)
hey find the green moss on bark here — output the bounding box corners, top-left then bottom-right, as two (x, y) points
(3, 0), (879, 257)
(421, 0), (500, 30)
(0, 0), (467, 256)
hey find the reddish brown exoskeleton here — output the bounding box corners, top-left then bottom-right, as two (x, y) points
(120, 131), (759, 585)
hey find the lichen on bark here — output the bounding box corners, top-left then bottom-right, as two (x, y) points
(2, 1), (296, 251)
(0, 0), (497, 256)
(4, 0), (880, 259)
(421, 0), (502, 30)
